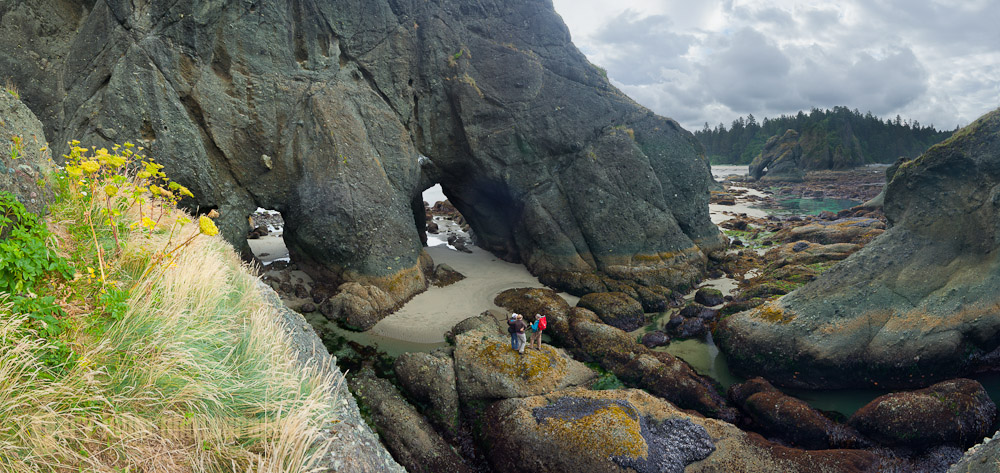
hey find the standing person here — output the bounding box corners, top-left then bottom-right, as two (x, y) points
(530, 313), (546, 350)
(507, 313), (520, 351)
(514, 314), (527, 355)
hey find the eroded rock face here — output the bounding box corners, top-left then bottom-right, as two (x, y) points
(749, 129), (804, 181)
(393, 351), (461, 439)
(848, 378), (996, 449)
(348, 371), (473, 473)
(2, 0), (723, 328)
(0, 92), (53, 217)
(718, 108), (1000, 389)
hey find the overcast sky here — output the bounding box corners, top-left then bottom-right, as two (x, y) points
(551, 0), (1000, 133)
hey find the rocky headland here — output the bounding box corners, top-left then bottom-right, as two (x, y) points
(1, 0), (723, 332)
(718, 108), (1000, 391)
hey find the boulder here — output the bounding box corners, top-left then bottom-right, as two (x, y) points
(538, 271), (608, 296)
(483, 388), (878, 473)
(694, 287), (725, 306)
(577, 292), (645, 332)
(430, 263), (465, 287)
(674, 317), (710, 339)
(634, 284), (674, 312)
(494, 287), (573, 345)
(348, 371), (472, 473)
(718, 109), (1000, 389)
(848, 379), (996, 449)
(446, 311), (506, 341)
(729, 378), (865, 450)
(1, 0), (724, 328)
(763, 241), (859, 268)
(452, 328), (594, 402)
(566, 311), (736, 421)
(640, 331), (670, 349)
(393, 351), (461, 439)
(318, 282), (396, 331)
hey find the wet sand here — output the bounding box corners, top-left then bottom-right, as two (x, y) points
(371, 243), (579, 344)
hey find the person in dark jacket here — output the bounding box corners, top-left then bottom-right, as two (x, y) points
(507, 313), (527, 353)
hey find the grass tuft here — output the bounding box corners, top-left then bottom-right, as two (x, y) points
(1, 142), (343, 472)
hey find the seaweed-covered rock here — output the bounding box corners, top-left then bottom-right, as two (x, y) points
(538, 271), (608, 296)
(493, 287), (572, 345)
(694, 287), (725, 307)
(718, 109), (1000, 389)
(577, 292), (645, 332)
(348, 371), (472, 473)
(318, 282), (396, 331)
(452, 329), (594, 402)
(768, 219), (884, 245)
(729, 378), (864, 450)
(430, 263), (465, 287)
(566, 311), (736, 421)
(483, 388), (878, 473)
(848, 379), (996, 449)
(393, 351), (461, 439)
(446, 311), (506, 341)
(640, 331), (670, 349)
(635, 284), (674, 312)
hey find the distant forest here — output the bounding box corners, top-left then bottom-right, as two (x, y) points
(694, 106), (954, 165)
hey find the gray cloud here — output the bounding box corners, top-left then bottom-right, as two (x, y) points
(591, 11), (695, 85)
(552, 0), (1000, 133)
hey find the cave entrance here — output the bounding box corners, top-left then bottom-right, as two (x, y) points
(420, 183), (474, 253)
(246, 208), (290, 266)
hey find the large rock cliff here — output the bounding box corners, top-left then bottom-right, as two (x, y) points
(718, 108), (1000, 389)
(0, 0), (722, 328)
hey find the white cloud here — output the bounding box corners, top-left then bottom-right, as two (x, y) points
(551, 0), (1000, 132)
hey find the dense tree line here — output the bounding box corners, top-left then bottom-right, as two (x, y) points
(694, 106), (954, 165)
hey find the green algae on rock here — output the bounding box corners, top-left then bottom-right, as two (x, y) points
(719, 108), (1000, 390)
(0, 0), (724, 329)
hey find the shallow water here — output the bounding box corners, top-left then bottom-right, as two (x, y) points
(766, 196), (861, 215)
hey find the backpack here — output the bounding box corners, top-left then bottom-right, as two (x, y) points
(537, 315), (547, 330)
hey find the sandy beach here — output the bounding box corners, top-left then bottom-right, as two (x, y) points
(251, 180), (756, 346)
(370, 242), (578, 344)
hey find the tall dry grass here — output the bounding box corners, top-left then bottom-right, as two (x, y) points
(1, 188), (341, 471)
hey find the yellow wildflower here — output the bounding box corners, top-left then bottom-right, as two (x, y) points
(141, 217), (156, 229)
(81, 160), (100, 174)
(104, 184), (118, 197)
(199, 215), (219, 236)
(66, 165), (83, 177)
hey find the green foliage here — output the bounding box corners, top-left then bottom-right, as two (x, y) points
(587, 363), (625, 390)
(8, 294), (76, 375)
(696, 106), (954, 165)
(0, 192), (73, 293)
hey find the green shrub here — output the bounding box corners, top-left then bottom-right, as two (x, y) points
(0, 192), (72, 293)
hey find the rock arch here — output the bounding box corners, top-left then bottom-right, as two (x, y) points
(1, 0), (724, 329)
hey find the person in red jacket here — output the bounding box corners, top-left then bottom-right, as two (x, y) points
(530, 313), (547, 350)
